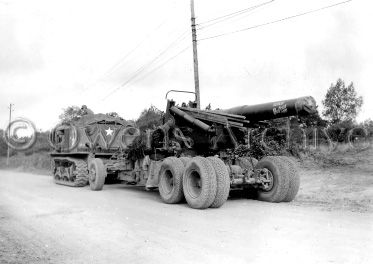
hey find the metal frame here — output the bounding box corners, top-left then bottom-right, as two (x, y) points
(165, 90), (196, 101)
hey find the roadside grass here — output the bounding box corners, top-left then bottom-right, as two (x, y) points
(299, 142), (372, 167)
(0, 152), (50, 175)
(294, 146), (373, 212)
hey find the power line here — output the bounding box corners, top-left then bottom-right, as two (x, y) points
(199, 0), (352, 41)
(102, 39), (188, 101)
(101, 20), (167, 79)
(198, 0), (260, 25)
(133, 45), (191, 84)
(197, 0), (274, 30)
(77, 20), (167, 95)
(100, 45), (190, 96)
(102, 30), (190, 100)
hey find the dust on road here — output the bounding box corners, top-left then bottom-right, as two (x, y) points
(0, 170), (372, 264)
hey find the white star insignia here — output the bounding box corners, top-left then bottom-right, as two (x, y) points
(105, 127), (113, 136)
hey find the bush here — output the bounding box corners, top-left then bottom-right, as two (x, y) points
(0, 152), (50, 172)
(136, 105), (164, 131)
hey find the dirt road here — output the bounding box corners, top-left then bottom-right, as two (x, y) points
(1, 170), (372, 264)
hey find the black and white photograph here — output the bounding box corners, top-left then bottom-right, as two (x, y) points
(0, 0), (372, 263)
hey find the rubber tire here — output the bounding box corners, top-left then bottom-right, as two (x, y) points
(179, 157), (191, 167)
(158, 157), (185, 204)
(279, 156), (300, 202)
(183, 156), (217, 209)
(89, 158), (107, 191)
(207, 157), (230, 208)
(255, 156), (290, 203)
(236, 157), (258, 171)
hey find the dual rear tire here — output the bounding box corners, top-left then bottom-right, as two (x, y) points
(158, 155), (300, 208)
(205, 157), (230, 208)
(182, 156), (217, 209)
(158, 156), (230, 209)
(255, 156), (300, 203)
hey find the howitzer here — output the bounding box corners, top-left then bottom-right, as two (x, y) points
(151, 94), (317, 155)
(167, 96), (317, 132)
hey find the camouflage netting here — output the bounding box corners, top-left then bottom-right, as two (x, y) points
(126, 132), (148, 160)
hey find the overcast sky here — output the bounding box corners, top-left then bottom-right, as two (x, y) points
(0, 0), (371, 131)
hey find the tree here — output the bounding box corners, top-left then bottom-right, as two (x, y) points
(322, 79), (363, 124)
(0, 129), (8, 156)
(362, 119), (373, 138)
(362, 119), (373, 128)
(136, 105), (164, 131)
(297, 110), (327, 127)
(59, 106), (83, 123)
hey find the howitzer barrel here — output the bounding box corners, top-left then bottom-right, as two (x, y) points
(170, 106), (212, 132)
(224, 96), (317, 121)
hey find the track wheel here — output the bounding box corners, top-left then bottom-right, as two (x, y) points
(88, 158), (107, 191)
(158, 157), (185, 204)
(255, 156), (290, 203)
(54, 169), (61, 181)
(183, 157), (217, 209)
(278, 156), (300, 202)
(207, 157), (230, 208)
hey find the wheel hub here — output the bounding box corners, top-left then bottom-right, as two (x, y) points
(54, 169), (62, 180)
(163, 170), (174, 194)
(186, 170), (202, 198)
(259, 168), (274, 191)
(89, 168), (96, 183)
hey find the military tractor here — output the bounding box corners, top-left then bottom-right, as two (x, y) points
(50, 91), (317, 209)
(50, 114), (141, 189)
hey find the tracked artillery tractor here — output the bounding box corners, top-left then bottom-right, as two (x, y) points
(50, 91), (316, 209)
(50, 114), (140, 190)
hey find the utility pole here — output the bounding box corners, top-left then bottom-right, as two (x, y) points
(190, 0), (201, 109)
(6, 103), (13, 166)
